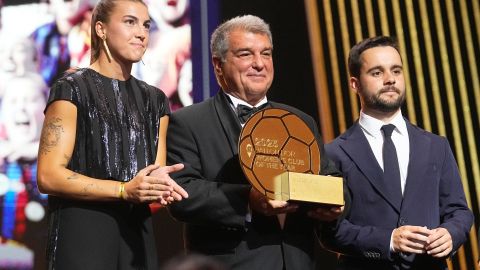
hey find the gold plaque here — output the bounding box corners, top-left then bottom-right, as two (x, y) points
(274, 172), (343, 205)
(239, 108), (342, 204)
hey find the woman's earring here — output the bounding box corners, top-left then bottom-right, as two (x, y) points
(102, 35), (113, 63)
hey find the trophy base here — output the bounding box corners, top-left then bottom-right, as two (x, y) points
(270, 172), (344, 206)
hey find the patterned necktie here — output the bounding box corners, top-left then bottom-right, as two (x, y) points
(381, 124), (402, 207)
(236, 103), (269, 124)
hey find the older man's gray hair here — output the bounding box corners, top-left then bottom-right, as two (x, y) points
(210, 15), (273, 62)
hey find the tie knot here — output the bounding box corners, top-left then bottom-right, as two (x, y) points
(236, 103), (268, 123)
(381, 124), (396, 137)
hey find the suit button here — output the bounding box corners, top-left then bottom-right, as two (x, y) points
(399, 217), (407, 226)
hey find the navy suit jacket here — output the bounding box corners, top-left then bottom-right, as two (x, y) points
(167, 91), (339, 270)
(323, 121), (473, 270)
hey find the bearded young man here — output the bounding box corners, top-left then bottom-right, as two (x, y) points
(323, 36), (473, 270)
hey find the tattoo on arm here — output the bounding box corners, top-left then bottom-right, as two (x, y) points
(82, 183), (104, 197)
(39, 117), (64, 156)
(67, 173), (79, 180)
(60, 154), (71, 167)
(82, 183), (94, 196)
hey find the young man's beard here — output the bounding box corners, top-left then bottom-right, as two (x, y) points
(363, 86), (405, 113)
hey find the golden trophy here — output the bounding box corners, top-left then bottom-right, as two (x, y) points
(239, 108), (343, 206)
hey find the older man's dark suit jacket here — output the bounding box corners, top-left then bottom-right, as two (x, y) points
(323, 121), (473, 270)
(167, 91), (339, 270)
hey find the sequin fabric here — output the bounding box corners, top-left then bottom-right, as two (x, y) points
(46, 68), (169, 181)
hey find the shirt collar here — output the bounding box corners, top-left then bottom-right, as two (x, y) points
(225, 92), (268, 109)
(359, 110), (407, 138)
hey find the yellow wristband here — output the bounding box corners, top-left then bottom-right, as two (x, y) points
(119, 182), (125, 200)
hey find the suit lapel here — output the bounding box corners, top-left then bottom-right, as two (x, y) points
(402, 121), (431, 204)
(213, 92), (242, 155)
(340, 123), (401, 212)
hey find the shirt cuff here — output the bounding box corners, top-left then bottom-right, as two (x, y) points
(390, 229), (396, 253)
(246, 203), (252, 223)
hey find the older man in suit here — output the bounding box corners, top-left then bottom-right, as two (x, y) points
(323, 36), (473, 270)
(167, 15), (343, 270)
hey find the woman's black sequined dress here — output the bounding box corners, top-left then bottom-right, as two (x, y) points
(45, 68), (170, 270)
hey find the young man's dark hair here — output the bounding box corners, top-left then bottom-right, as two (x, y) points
(348, 36), (401, 78)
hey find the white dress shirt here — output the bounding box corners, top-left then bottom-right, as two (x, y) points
(358, 111), (410, 194)
(225, 93), (268, 223)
